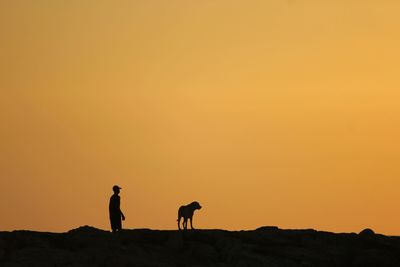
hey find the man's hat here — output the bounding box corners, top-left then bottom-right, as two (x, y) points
(113, 185), (122, 191)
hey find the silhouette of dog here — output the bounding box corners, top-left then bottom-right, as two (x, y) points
(177, 201), (202, 230)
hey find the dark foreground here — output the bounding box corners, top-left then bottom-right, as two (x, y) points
(1, 226), (400, 267)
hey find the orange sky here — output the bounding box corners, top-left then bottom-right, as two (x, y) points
(1, 1), (400, 235)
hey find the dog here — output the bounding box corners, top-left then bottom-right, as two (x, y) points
(177, 201), (202, 230)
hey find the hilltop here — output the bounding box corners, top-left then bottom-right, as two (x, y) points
(1, 226), (400, 266)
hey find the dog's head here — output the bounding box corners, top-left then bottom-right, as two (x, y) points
(190, 201), (202, 210)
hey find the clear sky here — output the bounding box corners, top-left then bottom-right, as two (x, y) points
(1, 1), (400, 234)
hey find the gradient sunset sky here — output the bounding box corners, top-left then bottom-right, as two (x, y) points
(1, 1), (400, 235)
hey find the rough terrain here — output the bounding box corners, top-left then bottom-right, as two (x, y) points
(1, 226), (400, 266)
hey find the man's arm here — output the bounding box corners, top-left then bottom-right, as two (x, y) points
(118, 197), (125, 220)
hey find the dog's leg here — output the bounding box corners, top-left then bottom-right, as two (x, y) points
(190, 217), (194, 230)
(183, 218), (187, 230)
(177, 216), (181, 230)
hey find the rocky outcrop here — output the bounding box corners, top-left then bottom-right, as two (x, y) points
(0, 226), (399, 266)
(359, 228), (375, 237)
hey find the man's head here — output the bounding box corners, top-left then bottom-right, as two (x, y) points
(113, 185), (121, 194)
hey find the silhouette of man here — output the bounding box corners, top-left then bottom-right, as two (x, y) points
(109, 185), (125, 233)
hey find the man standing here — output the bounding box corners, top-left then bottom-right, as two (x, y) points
(109, 185), (125, 233)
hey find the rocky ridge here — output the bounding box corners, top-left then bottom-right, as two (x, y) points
(1, 226), (400, 266)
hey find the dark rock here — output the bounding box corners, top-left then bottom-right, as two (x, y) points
(191, 242), (218, 262)
(0, 238), (5, 260)
(0, 226), (399, 267)
(359, 228), (375, 237)
(256, 226), (279, 232)
(164, 232), (183, 252)
(216, 237), (242, 262)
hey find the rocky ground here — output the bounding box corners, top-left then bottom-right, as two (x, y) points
(0, 226), (400, 267)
